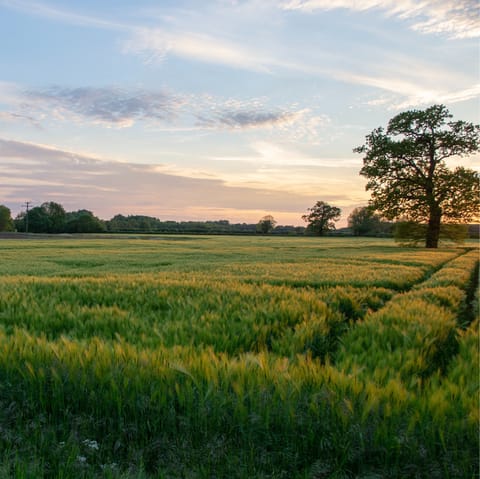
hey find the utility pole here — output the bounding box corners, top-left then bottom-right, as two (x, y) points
(23, 201), (31, 233)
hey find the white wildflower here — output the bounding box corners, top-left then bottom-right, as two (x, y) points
(82, 439), (100, 450)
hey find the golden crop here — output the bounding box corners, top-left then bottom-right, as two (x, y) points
(0, 236), (477, 477)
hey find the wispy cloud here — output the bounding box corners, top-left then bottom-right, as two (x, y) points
(204, 140), (367, 204)
(357, 77), (480, 110)
(0, 137), (98, 162)
(195, 103), (305, 130)
(15, 76), (476, 132)
(0, 138), (337, 223)
(190, 98), (330, 141)
(23, 86), (184, 128)
(3, 83), (325, 140)
(211, 140), (361, 168)
(0, 110), (41, 128)
(1, 1), (476, 112)
(392, 84), (480, 110)
(1, 1), (291, 74)
(123, 27), (288, 73)
(216, 110), (298, 129)
(0, 0), (124, 30)
(281, 0), (480, 39)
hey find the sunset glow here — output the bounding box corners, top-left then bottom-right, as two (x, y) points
(1, 0), (478, 225)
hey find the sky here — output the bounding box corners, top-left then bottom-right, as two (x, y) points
(0, 0), (479, 226)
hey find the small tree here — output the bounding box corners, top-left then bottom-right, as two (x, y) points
(0, 205), (13, 231)
(355, 104), (479, 248)
(348, 206), (383, 236)
(302, 201), (341, 236)
(256, 215), (277, 234)
(42, 201), (66, 233)
(14, 212), (26, 232)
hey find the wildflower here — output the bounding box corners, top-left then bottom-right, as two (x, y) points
(83, 439), (100, 450)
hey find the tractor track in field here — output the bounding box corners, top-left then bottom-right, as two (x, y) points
(332, 248), (479, 384)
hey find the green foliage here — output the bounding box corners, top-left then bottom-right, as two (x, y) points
(256, 215), (277, 234)
(394, 221), (426, 245)
(42, 201), (67, 233)
(356, 104), (480, 248)
(66, 209), (106, 233)
(14, 202), (67, 233)
(0, 205), (13, 231)
(348, 206), (390, 236)
(395, 222), (468, 246)
(13, 211), (25, 232)
(24, 205), (50, 233)
(107, 213), (163, 232)
(302, 201), (341, 236)
(10, 206), (304, 236)
(439, 224), (469, 244)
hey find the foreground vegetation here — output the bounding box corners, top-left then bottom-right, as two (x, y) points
(0, 236), (477, 478)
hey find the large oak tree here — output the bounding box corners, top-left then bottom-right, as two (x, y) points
(355, 105), (479, 248)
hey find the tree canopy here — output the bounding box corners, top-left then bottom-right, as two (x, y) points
(0, 205), (13, 232)
(256, 215), (277, 234)
(15, 203), (105, 234)
(355, 104), (479, 248)
(65, 210), (106, 233)
(15, 202), (67, 234)
(42, 201), (67, 233)
(302, 201), (341, 236)
(10, 202), (306, 235)
(348, 206), (389, 237)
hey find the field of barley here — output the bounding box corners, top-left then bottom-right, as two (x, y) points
(0, 236), (478, 478)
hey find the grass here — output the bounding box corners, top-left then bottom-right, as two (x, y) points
(0, 235), (477, 478)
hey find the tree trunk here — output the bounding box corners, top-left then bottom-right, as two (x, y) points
(425, 206), (441, 248)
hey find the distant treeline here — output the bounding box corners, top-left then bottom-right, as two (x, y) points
(106, 215), (306, 235)
(8, 203), (306, 235)
(4, 202), (479, 238)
